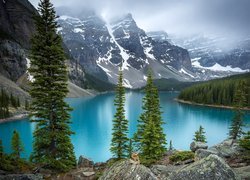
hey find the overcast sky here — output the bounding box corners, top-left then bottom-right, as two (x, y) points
(29, 0), (250, 38)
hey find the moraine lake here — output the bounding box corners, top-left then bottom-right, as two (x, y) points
(0, 92), (249, 162)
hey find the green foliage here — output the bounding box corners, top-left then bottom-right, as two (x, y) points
(110, 71), (129, 159)
(84, 73), (115, 91)
(169, 140), (173, 151)
(193, 125), (207, 143)
(29, 0), (76, 172)
(0, 89), (10, 118)
(11, 130), (24, 158)
(134, 71), (167, 165)
(0, 139), (32, 172)
(25, 99), (30, 110)
(169, 151), (194, 163)
(240, 131), (250, 150)
(153, 78), (196, 91)
(178, 73), (250, 107)
(229, 80), (248, 140)
(0, 89), (22, 119)
(10, 93), (20, 108)
(239, 131), (250, 162)
(128, 138), (133, 158)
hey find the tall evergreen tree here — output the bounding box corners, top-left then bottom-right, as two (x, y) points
(169, 140), (173, 151)
(128, 138), (133, 158)
(133, 71), (155, 150)
(11, 130), (24, 158)
(134, 71), (167, 165)
(193, 125), (207, 143)
(110, 71), (129, 159)
(229, 80), (247, 140)
(29, 0), (76, 171)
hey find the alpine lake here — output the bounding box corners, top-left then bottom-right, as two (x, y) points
(0, 92), (249, 162)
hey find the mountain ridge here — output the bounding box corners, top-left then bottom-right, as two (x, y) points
(57, 10), (194, 88)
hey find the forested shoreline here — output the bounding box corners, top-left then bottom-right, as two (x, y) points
(178, 73), (250, 108)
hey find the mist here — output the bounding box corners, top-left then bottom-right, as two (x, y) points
(30, 0), (250, 41)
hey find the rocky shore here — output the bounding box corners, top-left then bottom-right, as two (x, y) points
(0, 110), (29, 124)
(0, 139), (249, 180)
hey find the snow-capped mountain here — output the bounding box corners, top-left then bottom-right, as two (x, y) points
(57, 11), (194, 88)
(170, 34), (250, 80)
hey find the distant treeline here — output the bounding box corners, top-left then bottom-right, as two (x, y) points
(178, 73), (250, 108)
(0, 89), (21, 119)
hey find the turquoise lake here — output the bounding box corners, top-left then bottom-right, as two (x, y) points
(0, 92), (250, 162)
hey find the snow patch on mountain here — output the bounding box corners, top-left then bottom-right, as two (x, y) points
(192, 58), (248, 73)
(179, 68), (195, 78)
(74, 28), (84, 33)
(106, 22), (130, 70)
(26, 58), (34, 82)
(206, 63), (249, 72)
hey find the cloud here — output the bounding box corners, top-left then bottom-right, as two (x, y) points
(29, 0), (250, 37)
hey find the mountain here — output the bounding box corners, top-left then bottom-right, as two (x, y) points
(0, 0), (91, 97)
(170, 34), (250, 80)
(57, 10), (194, 89)
(0, 0), (36, 82)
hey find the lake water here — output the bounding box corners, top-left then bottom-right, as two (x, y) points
(0, 92), (249, 162)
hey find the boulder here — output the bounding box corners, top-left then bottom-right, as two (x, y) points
(150, 165), (183, 179)
(78, 156), (94, 169)
(209, 139), (242, 158)
(57, 167), (96, 180)
(168, 154), (237, 180)
(233, 166), (250, 180)
(99, 160), (158, 180)
(195, 149), (219, 160)
(190, 141), (208, 152)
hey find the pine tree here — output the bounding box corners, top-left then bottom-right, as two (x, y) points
(29, 0), (76, 171)
(169, 140), (173, 151)
(134, 71), (167, 165)
(193, 125), (207, 143)
(229, 80), (247, 140)
(128, 138), (133, 158)
(25, 99), (29, 110)
(11, 130), (24, 158)
(110, 71), (129, 159)
(133, 71), (155, 150)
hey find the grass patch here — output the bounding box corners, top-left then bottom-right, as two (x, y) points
(169, 151), (194, 163)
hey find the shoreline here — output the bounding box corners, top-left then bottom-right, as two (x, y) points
(176, 99), (250, 111)
(0, 113), (29, 124)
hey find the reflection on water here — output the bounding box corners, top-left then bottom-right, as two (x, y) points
(0, 92), (249, 162)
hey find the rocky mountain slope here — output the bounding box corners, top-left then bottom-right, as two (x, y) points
(170, 34), (250, 80)
(0, 0), (92, 97)
(57, 10), (194, 89)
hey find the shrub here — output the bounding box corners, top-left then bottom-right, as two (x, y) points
(169, 151), (194, 162)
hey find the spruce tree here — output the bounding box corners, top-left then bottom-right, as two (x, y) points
(133, 71), (155, 150)
(134, 71), (167, 165)
(169, 140), (173, 151)
(25, 99), (29, 110)
(29, 0), (76, 171)
(110, 71), (129, 159)
(193, 125), (207, 143)
(128, 138), (133, 158)
(11, 130), (24, 158)
(229, 80), (247, 140)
